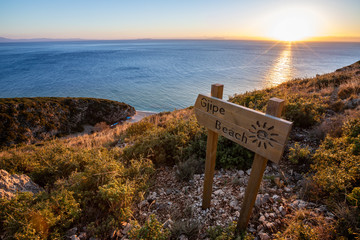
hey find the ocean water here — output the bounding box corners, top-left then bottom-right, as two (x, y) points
(0, 40), (359, 112)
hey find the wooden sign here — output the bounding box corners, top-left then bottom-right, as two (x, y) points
(195, 84), (293, 236)
(194, 94), (292, 164)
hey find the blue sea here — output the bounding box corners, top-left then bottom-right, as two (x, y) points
(0, 40), (359, 112)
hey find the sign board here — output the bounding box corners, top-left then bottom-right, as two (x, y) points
(195, 84), (293, 235)
(194, 94), (292, 164)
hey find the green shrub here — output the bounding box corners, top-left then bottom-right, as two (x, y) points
(176, 156), (204, 181)
(347, 187), (360, 207)
(284, 100), (323, 128)
(216, 137), (254, 169)
(207, 222), (251, 240)
(123, 116), (202, 165)
(311, 118), (360, 195)
(288, 142), (311, 164)
(128, 215), (170, 240)
(0, 189), (80, 240)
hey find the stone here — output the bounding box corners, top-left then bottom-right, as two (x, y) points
(78, 232), (87, 239)
(214, 189), (224, 195)
(259, 215), (266, 222)
(272, 194), (281, 202)
(66, 227), (78, 236)
(290, 200), (307, 209)
(279, 206), (286, 216)
(230, 199), (239, 209)
(70, 236), (80, 240)
(179, 234), (189, 240)
(163, 218), (173, 229)
(259, 232), (271, 240)
(284, 187), (291, 192)
(0, 169), (43, 199)
(139, 200), (148, 209)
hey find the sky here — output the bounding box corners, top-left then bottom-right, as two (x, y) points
(1, 0), (360, 41)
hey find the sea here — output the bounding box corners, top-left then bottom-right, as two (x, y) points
(0, 40), (359, 112)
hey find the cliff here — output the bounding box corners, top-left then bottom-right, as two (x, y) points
(0, 97), (135, 147)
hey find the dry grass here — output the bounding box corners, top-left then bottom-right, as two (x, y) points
(338, 78), (360, 99)
(276, 209), (335, 240)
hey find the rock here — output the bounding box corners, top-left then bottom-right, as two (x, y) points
(214, 189), (224, 195)
(272, 194), (281, 202)
(259, 232), (271, 240)
(256, 193), (270, 207)
(70, 235), (80, 240)
(279, 206), (286, 216)
(265, 222), (275, 231)
(284, 186), (291, 192)
(273, 177), (284, 188)
(246, 169), (252, 175)
(0, 169), (43, 199)
(78, 232), (87, 239)
(66, 227), (78, 237)
(230, 199), (239, 209)
(291, 200), (307, 209)
(139, 200), (148, 209)
(179, 234), (189, 240)
(163, 218), (173, 229)
(259, 215), (266, 222)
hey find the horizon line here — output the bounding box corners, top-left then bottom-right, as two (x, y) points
(1, 36), (360, 43)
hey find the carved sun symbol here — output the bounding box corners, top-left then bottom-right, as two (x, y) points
(249, 121), (278, 149)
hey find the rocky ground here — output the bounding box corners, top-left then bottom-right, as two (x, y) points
(129, 163), (335, 240)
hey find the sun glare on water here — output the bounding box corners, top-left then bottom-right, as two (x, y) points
(267, 8), (320, 42)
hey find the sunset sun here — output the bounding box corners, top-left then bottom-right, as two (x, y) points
(267, 8), (320, 41)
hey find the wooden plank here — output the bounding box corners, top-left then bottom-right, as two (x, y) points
(235, 98), (285, 235)
(194, 97), (292, 164)
(202, 84), (223, 209)
(195, 94), (292, 145)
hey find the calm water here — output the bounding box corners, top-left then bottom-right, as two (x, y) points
(0, 40), (359, 112)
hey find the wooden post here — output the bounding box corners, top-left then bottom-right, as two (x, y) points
(236, 98), (285, 234)
(202, 84), (224, 209)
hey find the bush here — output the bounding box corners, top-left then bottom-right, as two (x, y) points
(128, 215), (170, 240)
(288, 142), (311, 164)
(284, 100), (323, 128)
(175, 156), (204, 181)
(0, 189), (80, 239)
(311, 118), (360, 195)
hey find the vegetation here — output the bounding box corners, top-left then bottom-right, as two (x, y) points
(0, 97), (134, 148)
(0, 61), (359, 238)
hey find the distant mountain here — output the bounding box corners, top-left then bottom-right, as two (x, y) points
(0, 37), (84, 42)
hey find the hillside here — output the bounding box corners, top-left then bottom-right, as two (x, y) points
(0, 61), (359, 239)
(0, 97), (135, 148)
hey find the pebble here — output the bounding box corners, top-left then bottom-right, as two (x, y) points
(214, 189), (224, 195)
(66, 227), (78, 236)
(272, 194), (281, 202)
(259, 232), (271, 240)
